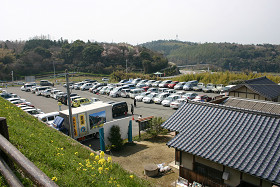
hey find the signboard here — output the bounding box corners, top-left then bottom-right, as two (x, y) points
(78, 113), (87, 136)
(89, 111), (106, 129)
(73, 116), (78, 137)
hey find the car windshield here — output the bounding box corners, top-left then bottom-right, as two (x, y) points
(140, 92), (147, 96)
(166, 97), (173, 101)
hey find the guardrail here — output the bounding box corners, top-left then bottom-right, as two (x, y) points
(0, 117), (58, 186)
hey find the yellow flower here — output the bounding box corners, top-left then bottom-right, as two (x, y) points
(95, 155), (99, 160)
(51, 177), (58, 181)
(129, 175), (134, 179)
(100, 151), (104, 158)
(75, 152), (78, 155)
(98, 167), (103, 174)
(60, 148), (63, 150)
(90, 153), (94, 157)
(83, 169), (87, 171)
(108, 180), (112, 184)
(107, 156), (112, 162)
(98, 158), (106, 165)
(89, 144), (91, 147)
(57, 153), (60, 156)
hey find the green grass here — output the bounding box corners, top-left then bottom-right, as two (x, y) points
(0, 98), (150, 186)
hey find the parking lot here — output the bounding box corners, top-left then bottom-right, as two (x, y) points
(5, 84), (219, 120)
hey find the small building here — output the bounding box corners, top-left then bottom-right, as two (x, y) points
(228, 76), (280, 102)
(162, 100), (280, 187)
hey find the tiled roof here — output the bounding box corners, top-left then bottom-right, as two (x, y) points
(162, 101), (280, 185)
(224, 97), (280, 114)
(228, 76), (280, 100)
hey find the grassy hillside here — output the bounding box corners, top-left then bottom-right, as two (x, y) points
(0, 98), (150, 186)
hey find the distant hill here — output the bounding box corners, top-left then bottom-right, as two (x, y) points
(141, 40), (280, 73)
(0, 39), (169, 80)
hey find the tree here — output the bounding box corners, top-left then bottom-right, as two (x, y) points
(108, 125), (123, 151)
(82, 43), (103, 65)
(146, 117), (166, 138)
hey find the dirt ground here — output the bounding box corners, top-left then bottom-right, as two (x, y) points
(109, 133), (179, 187)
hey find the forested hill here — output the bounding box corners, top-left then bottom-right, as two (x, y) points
(142, 40), (280, 73)
(0, 39), (168, 80)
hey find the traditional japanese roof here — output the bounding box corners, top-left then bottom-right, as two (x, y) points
(162, 101), (280, 185)
(228, 76), (280, 100)
(224, 97), (280, 114)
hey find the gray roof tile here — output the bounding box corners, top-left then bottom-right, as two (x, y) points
(162, 101), (280, 185)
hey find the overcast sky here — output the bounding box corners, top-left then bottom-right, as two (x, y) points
(2, 0), (280, 45)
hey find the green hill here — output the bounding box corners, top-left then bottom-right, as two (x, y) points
(142, 40), (280, 73)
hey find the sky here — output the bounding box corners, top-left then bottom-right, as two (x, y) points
(2, 0), (280, 45)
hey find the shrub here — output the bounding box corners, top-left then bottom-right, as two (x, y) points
(108, 125), (123, 151)
(146, 117), (167, 138)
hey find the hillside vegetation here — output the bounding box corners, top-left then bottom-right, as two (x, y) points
(0, 39), (169, 80)
(0, 98), (150, 186)
(142, 40), (280, 73)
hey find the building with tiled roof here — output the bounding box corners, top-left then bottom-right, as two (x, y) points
(228, 76), (280, 102)
(162, 100), (280, 187)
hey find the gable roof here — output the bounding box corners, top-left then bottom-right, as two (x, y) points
(224, 97), (280, 114)
(162, 101), (280, 185)
(228, 76), (280, 100)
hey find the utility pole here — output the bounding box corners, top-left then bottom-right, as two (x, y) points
(65, 70), (74, 138)
(11, 71), (14, 83)
(53, 61), (56, 83)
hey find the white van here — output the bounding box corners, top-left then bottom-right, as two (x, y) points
(129, 88), (144, 99)
(37, 112), (59, 126)
(35, 86), (51, 96)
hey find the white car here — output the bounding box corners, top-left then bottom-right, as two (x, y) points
(182, 92), (198, 100)
(120, 89), (131, 98)
(170, 98), (187, 109)
(109, 87), (123, 97)
(142, 93), (159, 103)
(80, 83), (93, 91)
(24, 108), (44, 118)
(135, 92), (150, 102)
(74, 82), (84, 90)
(153, 93), (170, 104)
(161, 95), (181, 107)
(102, 77), (109, 82)
(37, 112), (59, 126)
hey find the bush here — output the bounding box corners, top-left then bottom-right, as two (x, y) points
(108, 125), (123, 151)
(146, 117), (167, 138)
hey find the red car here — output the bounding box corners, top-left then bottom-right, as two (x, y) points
(192, 95), (212, 102)
(168, 81), (179, 89)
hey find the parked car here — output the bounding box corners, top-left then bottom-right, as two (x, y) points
(120, 89), (131, 98)
(99, 86), (109, 95)
(174, 82), (186, 90)
(152, 80), (162, 87)
(102, 77), (109, 82)
(168, 81), (179, 89)
(142, 93), (159, 103)
(192, 95), (212, 102)
(193, 83), (205, 92)
(40, 80), (54, 86)
(80, 83), (93, 91)
(112, 101), (128, 118)
(161, 95), (181, 107)
(147, 87), (158, 93)
(135, 92), (150, 102)
(41, 89), (52, 97)
(145, 80), (156, 87)
(212, 84), (224, 93)
(220, 85), (236, 96)
(183, 80), (198, 91)
(165, 89), (177, 95)
(37, 112), (59, 126)
(24, 108), (44, 117)
(93, 86), (104, 94)
(153, 93), (170, 104)
(35, 86), (51, 96)
(170, 98), (187, 109)
(182, 92), (198, 100)
(129, 88), (144, 99)
(74, 82), (85, 90)
(109, 87), (123, 97)
(131, 78), (141, 85)
(202, 83), (215, 93)
(61, 93), (78, 105)
(159, 80), (172, 88)
(158, 88), (169, 93)
(69, 95), (81, 106)
(72, 98), (91, 107)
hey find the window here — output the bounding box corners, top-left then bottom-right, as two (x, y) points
(194, 162), (223, 183)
